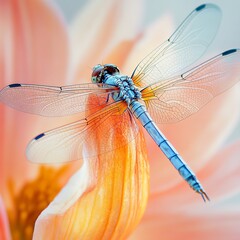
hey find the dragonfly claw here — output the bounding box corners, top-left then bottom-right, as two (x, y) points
(199, 189), (210, 202)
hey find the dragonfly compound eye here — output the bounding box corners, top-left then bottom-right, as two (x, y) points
(92, 64), (104, 83)
(104, 64), (120, 75)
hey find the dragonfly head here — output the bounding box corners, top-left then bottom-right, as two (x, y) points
(92, 64), (120, 83)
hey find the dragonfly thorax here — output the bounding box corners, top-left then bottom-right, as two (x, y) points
(110, 75), (142, 104)
(92, 64), (141, 104)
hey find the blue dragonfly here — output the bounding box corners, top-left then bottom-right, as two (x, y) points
(1, 4), (240, 201)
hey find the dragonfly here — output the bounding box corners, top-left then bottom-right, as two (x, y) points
(1, 4), (240, 202)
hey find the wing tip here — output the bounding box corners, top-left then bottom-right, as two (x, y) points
(8, 83), (22, 88)
(222, 49), (238, 56)
(0, 84), (20, 100)
(26, 133), (45, 163)
(195, 4), (206, 12)
(1, 83), (22, 96)
(34, 133), (45, 140)
(195, 3), (220, 13)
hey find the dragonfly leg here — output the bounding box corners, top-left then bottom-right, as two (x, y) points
(106, 93), (111, 103)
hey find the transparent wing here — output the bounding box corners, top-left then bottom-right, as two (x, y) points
(0, 83), (118, 117)
(141, 49), (240, 123)
(26, 101), (138, 163)
(132, 4), (221, 87)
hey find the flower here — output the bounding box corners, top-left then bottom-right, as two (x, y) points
(34, 0), (240, 239)
(1, 0), (240, 239)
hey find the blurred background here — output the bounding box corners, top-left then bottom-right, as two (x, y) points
(54, 0), (240, 138)
(55, 0), (240, 49)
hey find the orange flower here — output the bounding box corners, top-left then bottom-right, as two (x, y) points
(1, 0), (240, 239)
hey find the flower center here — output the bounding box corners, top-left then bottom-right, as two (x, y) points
(8, 166), (68, 240)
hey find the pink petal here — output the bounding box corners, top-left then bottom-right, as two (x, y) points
(68, 0), (143, 84)
(126, 16), (240, 191)
(148, 85), (240, 193)
(130, 140), (240, 240)
(123, 14), (174, 74)
(0, 0), (69, 86)
(0, 0), (69, 201)
(0, 196), (11, 240)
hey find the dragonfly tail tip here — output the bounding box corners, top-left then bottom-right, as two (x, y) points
(199, 189), (210, 202)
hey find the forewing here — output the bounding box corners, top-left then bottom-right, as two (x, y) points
(26, 101), (138, 163)
(141, 49), (240, 123)
(0, 83), (118, 116)
(132, 4), (221, 87)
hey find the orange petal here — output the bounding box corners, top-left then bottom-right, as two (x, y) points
(0, 0), (69, 201)
(130, 140), (240, 240)
(33, 95), (149, 239)
(0, 0), (69, 86)
(0, 196), (11, 240)
(68, 0), (143, 84)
